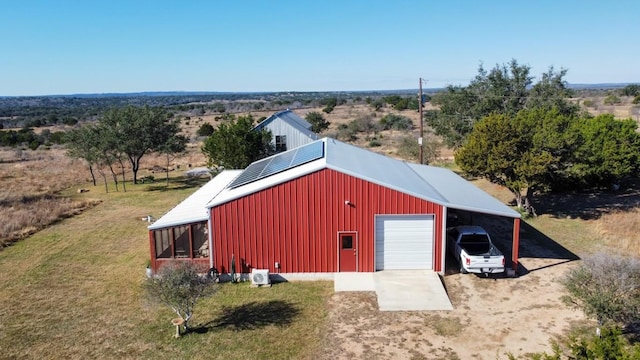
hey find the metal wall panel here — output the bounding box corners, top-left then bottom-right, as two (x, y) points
(210, 168), (443, 273)
(263, 118), (316, 150)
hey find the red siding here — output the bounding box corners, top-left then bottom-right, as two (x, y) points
(210, 168), (443, 273)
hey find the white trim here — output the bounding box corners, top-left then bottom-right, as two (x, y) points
(207, 213), (214, 271)
(440, 206), (448, 275)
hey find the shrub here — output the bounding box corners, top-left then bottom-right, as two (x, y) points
(379, 114), (413, 131)
(28, 140), (41, 150)
(62, 117), (78, 126)
(368, 139), (382, 147)
(371, 99), (384, 111)
(603, 94), (621, 105)
(561, 253), (640, 328)
(527, 326), (640, 359)
(337, 124), (357, 141)
(633, 95), (640, 104)
(397, 136), (419, 160)
(348, 115), (379, 135)
(322, 105), (334, 114)
(196, 123), (215, 137)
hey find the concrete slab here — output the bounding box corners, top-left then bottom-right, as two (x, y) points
(333, 270), (453, 311)
(334, 272), (375, 292)
(374, 270), (453, 311)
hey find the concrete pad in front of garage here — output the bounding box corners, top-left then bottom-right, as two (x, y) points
(334, 270), (453, 311)
(374, 270), (453, 311)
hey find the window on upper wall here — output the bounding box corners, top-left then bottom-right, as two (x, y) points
(275, 135), (287, 152)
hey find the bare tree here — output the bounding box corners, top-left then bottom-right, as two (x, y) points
(143, 262), (218, 332)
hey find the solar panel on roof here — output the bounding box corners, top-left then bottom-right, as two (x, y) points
(259, 149), (296, 178)
(227, 157), (271, 188)
(292, 141), (323, 164)
(227, 140), (324, 189)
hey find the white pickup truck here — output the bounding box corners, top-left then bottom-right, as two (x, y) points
(447, 225), (505, 275)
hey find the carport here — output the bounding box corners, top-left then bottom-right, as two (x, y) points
(406, 165), (522, 273)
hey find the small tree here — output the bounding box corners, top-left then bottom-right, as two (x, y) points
(158, 133), (188, 185)
(65, 125), (100, 186)
(201, 114), (274, 170)
(143, 262), (217, 332)
(561, 253), (640, 328)
(603, 94), (622, 105)
(196, 123), (215, 137)
(305, 111), (330, 133)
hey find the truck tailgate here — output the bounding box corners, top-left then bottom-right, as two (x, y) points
(467, 255), (504, 272)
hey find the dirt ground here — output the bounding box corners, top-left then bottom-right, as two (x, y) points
(314, 257), (585, 360)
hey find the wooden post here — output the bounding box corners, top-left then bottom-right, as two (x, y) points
(171, 318), (184, 338)
(512, 218), (520, 272)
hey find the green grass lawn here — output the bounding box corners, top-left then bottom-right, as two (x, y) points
(0, 178), (332, 359)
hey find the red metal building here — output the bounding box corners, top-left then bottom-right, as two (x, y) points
(149, 138), (521, 275)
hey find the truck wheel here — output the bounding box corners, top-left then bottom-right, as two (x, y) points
(459, 259), (468, 274)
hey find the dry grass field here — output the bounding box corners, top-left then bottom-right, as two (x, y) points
(0, 148), (101, 247)
(577, 95), (640, 122)
(0, 176), (333, 359)
(0, 100), (638, 359)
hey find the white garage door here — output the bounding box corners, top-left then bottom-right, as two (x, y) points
(375, 214), (434, 270)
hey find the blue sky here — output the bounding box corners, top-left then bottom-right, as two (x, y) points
(1, 0), (638, 96)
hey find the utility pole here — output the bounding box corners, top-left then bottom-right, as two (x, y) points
(418, 77), (424, 164)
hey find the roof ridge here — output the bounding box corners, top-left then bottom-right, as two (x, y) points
(403, 162), (449, 202)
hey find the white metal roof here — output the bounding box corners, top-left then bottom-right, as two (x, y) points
(206, 138), (520, 219)
(148, 170), (242, 230)
(406, 163), (520, 218)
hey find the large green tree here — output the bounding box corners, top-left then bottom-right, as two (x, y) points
(201, 114), (274, 170)
(99, 105), (183, 184)
(569, 114), (640, 187)
(456, 108), (579, 210)
(428, 60), (576, 147)
(456, 108), (640, 211)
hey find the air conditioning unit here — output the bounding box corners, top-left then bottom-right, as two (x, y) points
(251, 269), (271, 286)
